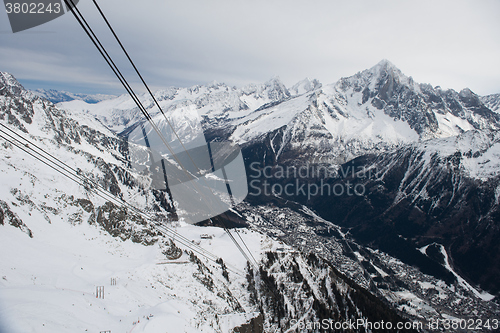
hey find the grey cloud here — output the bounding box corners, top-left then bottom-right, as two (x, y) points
(0, 0), (498, 95)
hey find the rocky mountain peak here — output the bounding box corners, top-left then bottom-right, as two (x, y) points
(263, 76), (291, 100)
(339, 60), (421, 97)
(240, 76), (290, 104)
(458, 87), (484, 108)
(0, 72), (27, 97)
(330, 61), (500, 138)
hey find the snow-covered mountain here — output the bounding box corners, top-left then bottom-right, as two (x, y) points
(3, 59), (500, 332)
(1, 71), (421, 332)
(335, 60), (500, 138)
(33, 88), (116, 104)
(0, 71), (183, 249)
(235, 60), (500, 166)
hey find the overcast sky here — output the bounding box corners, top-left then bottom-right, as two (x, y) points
(1, 0), (499, 95)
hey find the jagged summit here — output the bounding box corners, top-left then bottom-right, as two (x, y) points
(0, 72), (27, 97)
(338, 59), (418, 94)
(264, 76), (289, 94)
(362, 59), (401, 79)
(243, 76), (291, 100)
(331, 60), (500, 139)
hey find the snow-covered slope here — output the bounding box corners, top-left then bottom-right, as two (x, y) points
(59, 92), (161, 133)
(418, 129), (500, 180)
(0, 218), (268, 333)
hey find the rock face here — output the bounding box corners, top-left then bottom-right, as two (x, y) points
(304, 132), (500, 295)
(246, 251), (413, 332)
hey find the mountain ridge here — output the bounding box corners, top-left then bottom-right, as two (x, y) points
(56, 60), (500, 168)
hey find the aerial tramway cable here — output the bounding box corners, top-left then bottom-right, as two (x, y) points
(62, 0), (259, 267)
(89, 0), (259, 268)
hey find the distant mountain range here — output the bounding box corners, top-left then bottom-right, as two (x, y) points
(60, 60), (500, 164)
(32, 88), (116, 104)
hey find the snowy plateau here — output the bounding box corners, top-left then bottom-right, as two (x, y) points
(1, 60), (500, 332)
